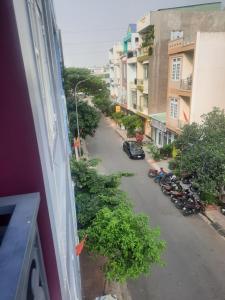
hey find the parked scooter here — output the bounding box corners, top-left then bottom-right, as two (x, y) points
(182, 199), (205, 216)
(170, 189), (190, 203)
(161, 180), (183, 196)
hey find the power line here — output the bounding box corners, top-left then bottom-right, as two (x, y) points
(61, 27), (126, 34)
(63, 40), (117, 46)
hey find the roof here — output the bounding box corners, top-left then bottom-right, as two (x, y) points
(150, 112), (166, 124)
(158, 2), (221, 11)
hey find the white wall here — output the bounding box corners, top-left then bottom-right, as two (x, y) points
(13, 0), (81, 299)
(191, 32), (225, 123)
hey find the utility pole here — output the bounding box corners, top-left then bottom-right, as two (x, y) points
(74, 79), (89, 160)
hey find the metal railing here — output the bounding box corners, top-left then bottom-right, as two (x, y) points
(180, 75), (192, 90)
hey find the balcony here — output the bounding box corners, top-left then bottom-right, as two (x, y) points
(137, 46), (152, 63)
(129, 79), (137, 90)
(168, 38), (195, 55)
(137, 13), (151, 33)
(180, 75), (192, 91)
(127, 50), (137, 59)
(137, 79), (144, 92)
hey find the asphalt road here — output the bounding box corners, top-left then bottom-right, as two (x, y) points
(86, 117), (225, 300)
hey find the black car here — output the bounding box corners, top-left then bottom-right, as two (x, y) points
(123, 141), (145, 159)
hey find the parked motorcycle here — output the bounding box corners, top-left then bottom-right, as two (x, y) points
(170, 189), (190, 203)
(148, 168), (159, 178)
(182, 199), (205, 216)
(161, 180), (183, 196)
(220, 204), (225, 216)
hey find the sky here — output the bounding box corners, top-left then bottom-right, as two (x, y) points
(53, 0), (224, 68)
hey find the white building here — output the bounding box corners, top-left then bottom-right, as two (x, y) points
(109, 42), (123, 103)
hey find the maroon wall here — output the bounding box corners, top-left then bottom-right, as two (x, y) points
(0, 2), (62, 299)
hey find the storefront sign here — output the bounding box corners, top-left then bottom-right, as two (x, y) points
(115, 105), (121, 112)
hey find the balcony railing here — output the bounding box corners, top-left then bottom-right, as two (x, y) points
(137, 79), (143, 85)
(137, 46), (152, 62)
(180, 75), (192, 90)
(137, 79), (144, 92)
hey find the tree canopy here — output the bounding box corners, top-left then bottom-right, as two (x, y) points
(174, 107), (225, 200)
(67, 97), (100, 139)
(70, 157), (166, 281)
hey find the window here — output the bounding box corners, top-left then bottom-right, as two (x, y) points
(143, 64), (149, 79)
(131, 91), (137, 104)
(158, 131), (162, 146)
(143, 95), (148, 108)
(170, 98), (178, 119)
(170, 31), (183, 41)
(172, 57), (181, 81)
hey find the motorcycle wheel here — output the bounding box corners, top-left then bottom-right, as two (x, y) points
(171, 196), (177, 203)
(148, 171), (156, 178)
(175, 202), (183, 209)
(182, 209), (193, 216)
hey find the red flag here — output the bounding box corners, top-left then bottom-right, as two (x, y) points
(183, 111), (189, 123)
(73, 138), (80, 149)
(75, 235), (87, 256)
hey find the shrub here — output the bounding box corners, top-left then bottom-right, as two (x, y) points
(147, 143), (161, 161)
(160, 144), (173, 158)
(168, 159), (177, 170)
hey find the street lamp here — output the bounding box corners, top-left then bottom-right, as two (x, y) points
(74, 79), (89, 159)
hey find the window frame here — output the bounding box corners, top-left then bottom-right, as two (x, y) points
(170, 98), (178, 119)
(171, 57), (181, 81)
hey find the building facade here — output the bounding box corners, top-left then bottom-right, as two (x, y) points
(109, 2), (225, 147)
(166, 32), (225, 136)
(0, 0), (81, 299)
(109, 42), (123, 103)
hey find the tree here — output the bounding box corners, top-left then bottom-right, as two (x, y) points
(174, 108), (225, 201)
(122, 115), (143, 137)
(83, 204), (166, 282)
(67, 98), (100, 139)
(63, 67), (108, 99)
(71, 158), (166, 281)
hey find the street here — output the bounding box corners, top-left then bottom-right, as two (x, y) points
(86, 117), (225, 300)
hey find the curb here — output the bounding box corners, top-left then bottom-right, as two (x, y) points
(113, 121), (225, 240)
(200, 212), (225, 238)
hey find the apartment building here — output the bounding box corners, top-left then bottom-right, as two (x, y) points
(166, 32), (225, 137)
(148, 3), (225, 146)
(109, 2), (225, 145)
(0, 0), (81, 299)
(124, 24), (139, 113)
(135, 14), (152, 136)
(109, 42), (123, 103)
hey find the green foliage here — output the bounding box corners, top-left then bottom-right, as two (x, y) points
(168, 159), (177, 171)
(84, 204), (166, 282)
(122, 115), (143, 137)
(147, 143), (161, 161)
(71, 157), (166, 282)
(67, 98), (100, 139)
(111, 112), (125, 125)
(92, 95), (113, 116)
(141, 25), (154, 48)
(63, 67), (108, 99)
(174, 108), (225, 199)
(159, 143), (173, 158)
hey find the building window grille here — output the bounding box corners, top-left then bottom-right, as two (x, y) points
(172, 57), (181, 81)
(170, 98), (178, 119)
(143, 64), (149, 79)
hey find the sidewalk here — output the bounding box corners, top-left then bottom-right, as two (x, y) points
(106, 116), (225, 240)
